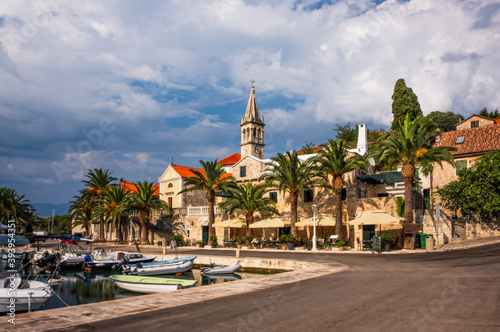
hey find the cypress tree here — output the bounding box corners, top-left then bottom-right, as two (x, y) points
(391, 78), (423, 130)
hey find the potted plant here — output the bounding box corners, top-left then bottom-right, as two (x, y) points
(323, 241), (331, 251)
(286, 234), (296, 250)
(306, 241), (312, 251)
(336, 240), (346, 251)
(171, 234), (183, 247)
(381, 232), (393, 252)
(279, 234), (288, 250)
(209, 234), (218, 248)
(195, 240), (205, 248)
(236, 235), (243, 249)
(245, 235), (253, 249)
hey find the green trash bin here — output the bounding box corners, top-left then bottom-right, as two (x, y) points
(419, 233), (427, 248)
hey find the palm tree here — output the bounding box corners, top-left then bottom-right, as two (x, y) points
(69, 189), (95, 236)
(312, 139), (367, 242)
(260, 151), (315, 237)
(0, 187), (35, 225)
(371, 114), (455, 249)
(178, 160), (233, 238)
(127, 181), (172, 244)
(100, 185), (131, 243)
(219, 183), (279, 236)
(82, 169), (117, 241)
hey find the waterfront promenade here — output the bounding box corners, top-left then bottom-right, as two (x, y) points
(6, 242), (500, 332)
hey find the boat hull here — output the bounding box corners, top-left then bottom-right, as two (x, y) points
(201, 263), (242, 275)
(110, 275), (197, 294)
(84, 256), (156, 272)
(126, 260), (193, 276)
(0, 279), (53, 313)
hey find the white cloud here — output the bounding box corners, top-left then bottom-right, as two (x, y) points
(0, 0), (499, 203)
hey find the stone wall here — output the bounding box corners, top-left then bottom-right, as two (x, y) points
(467, 222), (500, 238)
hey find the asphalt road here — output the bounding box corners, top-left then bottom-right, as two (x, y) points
(56, 244), (500, 332)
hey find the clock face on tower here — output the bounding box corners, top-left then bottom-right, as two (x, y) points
(254, 146), (261, 155)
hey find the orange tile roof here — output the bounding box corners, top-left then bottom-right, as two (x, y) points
(172, 164), (233, 180)
(171, 165), (203, 178)
(217, 153), (241, 165)
(119, 180), (159, 196)
(297, 146), (323, 155)
(496, 119), (500, 124)
(434, 124), (500, 156)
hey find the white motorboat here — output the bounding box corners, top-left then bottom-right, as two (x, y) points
(0, 272), (54, 313)
(130, 255), (197, 267)
(200, 262), (242, 275)
(123, 259), (193, 276)
(110, 275), (197, 294)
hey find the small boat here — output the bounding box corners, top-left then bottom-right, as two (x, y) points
(200, 262), (242, 275)
(59, 250), (90, 268)
(110, 275), (197, 294)
(123, 260), (193, 276)
(83, 251), (156, 272)
(0, 272), (54, 313)
(129, 255), (197, 267)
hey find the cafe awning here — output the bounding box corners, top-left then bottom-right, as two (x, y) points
(349, 210), (403, 226)
(214, 218), (247, 228)
(295, 214), (341, 227)
(249, 216), (290, 228)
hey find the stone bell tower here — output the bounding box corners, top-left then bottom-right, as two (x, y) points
(240, 82), (265, 159)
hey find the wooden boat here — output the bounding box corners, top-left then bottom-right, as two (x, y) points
(83, 251), (156, 272)
(110, 275), (197, 293)
(123, 260), (193, 276)
(0, 272), (54, 313)
(200, 262), (242, 275)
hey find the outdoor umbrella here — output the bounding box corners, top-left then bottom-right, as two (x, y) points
(295, 214), (339, 227)
(249, 216), (291, 228)
(214, 218), (247, 228)
(349, 210), (403, 225)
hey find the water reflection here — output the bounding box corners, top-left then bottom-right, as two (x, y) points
(1, 259), (264, 313)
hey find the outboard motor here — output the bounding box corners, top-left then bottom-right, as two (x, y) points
(84, 254), (93, 262)
(112, 256), (129, 271)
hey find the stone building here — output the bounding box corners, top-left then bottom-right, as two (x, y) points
(156, 84), (410, 248)
(421, 114), (500, 245)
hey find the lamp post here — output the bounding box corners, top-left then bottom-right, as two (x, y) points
(312, 204), (318, 251)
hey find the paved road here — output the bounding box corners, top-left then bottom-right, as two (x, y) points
(57, 244), (500, 332)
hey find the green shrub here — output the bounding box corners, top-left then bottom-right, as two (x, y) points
(171, 234), (183, 244)
(209, 234), (218, 246)
(336, 240), (346, 247)
(381, 232), (393, 245)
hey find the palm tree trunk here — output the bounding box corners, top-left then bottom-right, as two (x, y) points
(402, 164), (415, 250)
(334, 176), (344, 242)
(208, 191), (215, 238)
(139, 213), (149, 244)
(290, 191), (298, 236)
(99, 216), (105, 242)
(246, 214), (253, 237)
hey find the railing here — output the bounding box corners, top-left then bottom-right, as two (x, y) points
(187, 206), (222, 215)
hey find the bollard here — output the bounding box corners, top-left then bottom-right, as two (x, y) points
(235, 249), (240, 258)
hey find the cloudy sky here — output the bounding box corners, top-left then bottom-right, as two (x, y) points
(1, 0), (499, 205)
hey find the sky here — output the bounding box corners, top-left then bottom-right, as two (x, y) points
(1, 0), (499, 205)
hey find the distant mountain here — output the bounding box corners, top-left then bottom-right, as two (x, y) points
(32, 203), (71, 218)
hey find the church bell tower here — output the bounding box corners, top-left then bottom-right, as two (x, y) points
(240, 82), (265, 159)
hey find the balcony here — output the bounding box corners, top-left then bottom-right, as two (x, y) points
(186, 206), (222, 215)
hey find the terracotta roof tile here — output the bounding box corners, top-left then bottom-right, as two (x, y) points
(434, 124), (500, 156)
(172, 165), (203, 178)
(172, 164), (233, 180)
(218, 153), (241, 165)
(119, 180), (159, 196)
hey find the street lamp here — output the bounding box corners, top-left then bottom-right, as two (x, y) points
(312, 204), (318, 251)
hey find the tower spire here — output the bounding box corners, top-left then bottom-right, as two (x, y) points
(242, 81), (264, 125)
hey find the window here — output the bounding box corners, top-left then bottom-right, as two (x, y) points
(167, 183), (173, 188)
(269, 192), (278, 203)
(471, 120), (479, 128)
(456, 136), (465, 144)
(304, 190), (313, 202)
(240, 166), (246, 177)
(456, 160), (467, 175)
